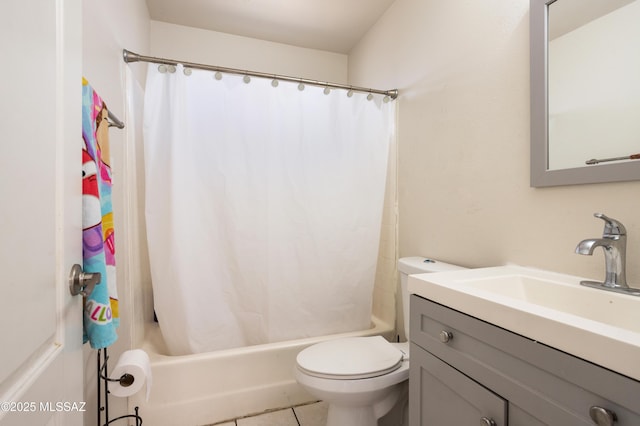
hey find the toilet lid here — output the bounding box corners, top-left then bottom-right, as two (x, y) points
(296, 336), (404, 379)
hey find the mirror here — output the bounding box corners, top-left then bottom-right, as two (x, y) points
(530, 0), (640, 187)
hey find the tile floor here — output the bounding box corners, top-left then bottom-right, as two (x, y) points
(205, 401), (328, 426)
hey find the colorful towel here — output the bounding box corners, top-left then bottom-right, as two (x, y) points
(82, 77), (118, 349)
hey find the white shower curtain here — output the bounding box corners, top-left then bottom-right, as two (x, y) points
(143, 64), (394, 355)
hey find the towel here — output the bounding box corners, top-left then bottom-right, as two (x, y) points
(82, 78), (119, 349)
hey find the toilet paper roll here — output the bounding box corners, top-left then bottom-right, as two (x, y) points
(109, 349), (152, 401)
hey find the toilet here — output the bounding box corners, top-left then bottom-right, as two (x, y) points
(295, 257), (466, 426)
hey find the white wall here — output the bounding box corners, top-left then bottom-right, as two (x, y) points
(82, 0), (150, 422)
(349, 1), (640, 285)
(150, 21), (348, 83)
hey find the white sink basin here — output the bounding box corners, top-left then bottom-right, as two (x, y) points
(408, 265), (640, 381)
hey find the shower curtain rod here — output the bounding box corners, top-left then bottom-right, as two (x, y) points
(122, 49), (398, 100)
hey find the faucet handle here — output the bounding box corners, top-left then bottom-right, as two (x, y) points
(594, 213), (626, 237)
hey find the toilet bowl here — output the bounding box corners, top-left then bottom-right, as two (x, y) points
(295, 337), (409, 426)
(295, 257), (466, 426)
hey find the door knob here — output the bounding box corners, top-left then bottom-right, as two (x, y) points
(69, 264), (101, 297)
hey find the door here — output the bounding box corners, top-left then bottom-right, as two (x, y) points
(0, 1), (83, 425)
(409, 345), (507, 426)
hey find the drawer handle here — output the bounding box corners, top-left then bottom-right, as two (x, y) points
(589, 406), (617, 426)
(439, 330), (453, 343)
(480, 417), (497, 426)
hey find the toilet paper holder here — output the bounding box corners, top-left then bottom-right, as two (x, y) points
(97, 348), (143, 426)
(101, 369), (135, 388)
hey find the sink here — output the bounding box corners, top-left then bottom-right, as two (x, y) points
(408, 265), (640, 381)
(462, 274), (640, 332)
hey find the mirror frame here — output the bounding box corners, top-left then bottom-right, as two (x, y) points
(530, 0), (640, 187)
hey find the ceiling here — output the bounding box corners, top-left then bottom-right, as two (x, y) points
(145, 0), (397, 54)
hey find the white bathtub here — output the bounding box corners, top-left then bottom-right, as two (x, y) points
(129, 316), (395, 426)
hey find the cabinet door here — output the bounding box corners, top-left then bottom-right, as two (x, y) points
(410, 343), (507, 426)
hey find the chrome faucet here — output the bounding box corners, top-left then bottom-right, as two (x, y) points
(575, 213), (640, 296)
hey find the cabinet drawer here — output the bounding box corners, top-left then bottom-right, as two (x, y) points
(409, 342), (507, 426)
(410, 295), (640, 425)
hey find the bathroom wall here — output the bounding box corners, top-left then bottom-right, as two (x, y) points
(149, 21), (349, 84)
(349, 0), (640, 284)
(82, 0), (150, 422)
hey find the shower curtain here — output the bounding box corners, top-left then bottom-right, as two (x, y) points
(143, 64), (395, 355)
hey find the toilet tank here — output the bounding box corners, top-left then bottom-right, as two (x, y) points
(398, 257), (466, 339)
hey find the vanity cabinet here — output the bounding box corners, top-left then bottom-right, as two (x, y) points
(409, 295), (640, 426)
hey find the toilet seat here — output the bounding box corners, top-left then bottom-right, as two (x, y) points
(296, 336), (404, 380)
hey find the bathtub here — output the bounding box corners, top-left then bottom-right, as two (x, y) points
(129, 316), (395, 426)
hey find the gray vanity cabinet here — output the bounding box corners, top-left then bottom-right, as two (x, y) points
(409, 295), (640, 426)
